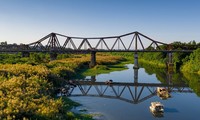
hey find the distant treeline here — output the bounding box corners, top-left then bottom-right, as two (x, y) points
(170, 40), (200, 50)
(111, 41), (200, 75)
(140, 41), (200, 74)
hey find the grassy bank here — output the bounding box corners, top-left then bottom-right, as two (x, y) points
(181, 48), (200, 75)
(0, 53), (127, 119)
(47, 53), (128, 78)
(80, 53), (128, 76)
(138, 59), (166, 68)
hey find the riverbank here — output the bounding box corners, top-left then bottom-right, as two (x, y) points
(137, 48), (200, 76)
(180, 48), (200, 75)
(0, 50), (199, 119)
(0, 53), (127, 119)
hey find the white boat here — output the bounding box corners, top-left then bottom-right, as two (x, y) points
(149, 102), (164, 113)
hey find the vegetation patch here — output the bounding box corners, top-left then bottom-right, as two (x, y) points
(0, 53), (127, 119)
(181, 48), (200, 75)
(139, 59), (166, 68)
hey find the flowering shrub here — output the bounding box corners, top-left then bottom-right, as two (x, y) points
(0, 64), (66, 119)
(0, 53), (124, 119)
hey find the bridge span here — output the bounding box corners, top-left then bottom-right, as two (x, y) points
(62, 79), (192, 104)
(0, 31), (198, 68)
(60, 66), (193, 104)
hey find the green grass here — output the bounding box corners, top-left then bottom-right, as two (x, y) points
(139, 58), (166, 68)
(80, 61), (129, 76)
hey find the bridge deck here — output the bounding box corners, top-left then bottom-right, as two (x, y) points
(0, 49), (194, 53)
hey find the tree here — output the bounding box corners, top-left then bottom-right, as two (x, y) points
(0, 41), (7, 45)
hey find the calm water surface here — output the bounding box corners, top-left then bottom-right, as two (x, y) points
(69, 64), (200, 120)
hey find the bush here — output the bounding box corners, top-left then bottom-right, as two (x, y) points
(181, 48), (200, 74)
(0, 64), (67, 119)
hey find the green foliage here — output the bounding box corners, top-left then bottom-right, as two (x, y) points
(109, 52), (134, 59)
(0, 53), (50, 65)
(171, 40), (199, 50)
(138, 41), (199, 72)
(0, 63), (94, 120)
(29, 53), (50, 65)
(96, 53), (126, 65)
(0, 53), (23, 64)
(0, 64), (49, 79)
(139, 59), (166, 68)
(57, 54), (72, 59)
(181, 48), (200, 74)
(0, 64), (67, 119)
(0, 53), (125, 119)
(66, 112), (93, 120)
(182, 72), (200, 96)
(173, 50), (191, 70)
(94, 65), (110, 70)
(139, 52), (167, 68)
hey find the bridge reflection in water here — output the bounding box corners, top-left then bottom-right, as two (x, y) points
(66, 69), (193, 104)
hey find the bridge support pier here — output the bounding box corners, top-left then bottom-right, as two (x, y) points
(50, 52), (58, 60)
(167, 52), (174, 73)
(22, 52), (30, 57)
(89, 51), (96, 68)
(167, 71), (173, 85)
(133, 52), (139, 69)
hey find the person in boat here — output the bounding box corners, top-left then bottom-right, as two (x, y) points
(105, 79), (113, 84)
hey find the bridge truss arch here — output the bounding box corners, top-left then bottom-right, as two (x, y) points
(63, 80), (192, 104)
(27, 31), (168, 52)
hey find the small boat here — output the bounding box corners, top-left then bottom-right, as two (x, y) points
(157, 87), (171, 99)
(149, 102), (164, 113)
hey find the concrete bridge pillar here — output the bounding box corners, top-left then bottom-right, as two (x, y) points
(167, 72), (173, 85)
(50, 52), (58, 60)
(167, 52), (174, 72)
(22, 52), (30, 57)
(89, 51), (96, 68)
(133, 52), (139, 69)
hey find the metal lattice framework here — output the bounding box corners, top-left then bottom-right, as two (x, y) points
(0, 31), (197, 53)
(66, 80), (192, 104)
(27, 31), (168, 52)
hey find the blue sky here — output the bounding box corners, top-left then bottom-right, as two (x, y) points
(0, 0), (200, 44)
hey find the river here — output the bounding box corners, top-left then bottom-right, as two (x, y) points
(69, 64), (200, 120)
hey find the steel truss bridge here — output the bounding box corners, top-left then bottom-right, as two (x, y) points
(0, 31), (196, 53)
(0, 31), (197, 67)
(66, 80), (192, 104)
